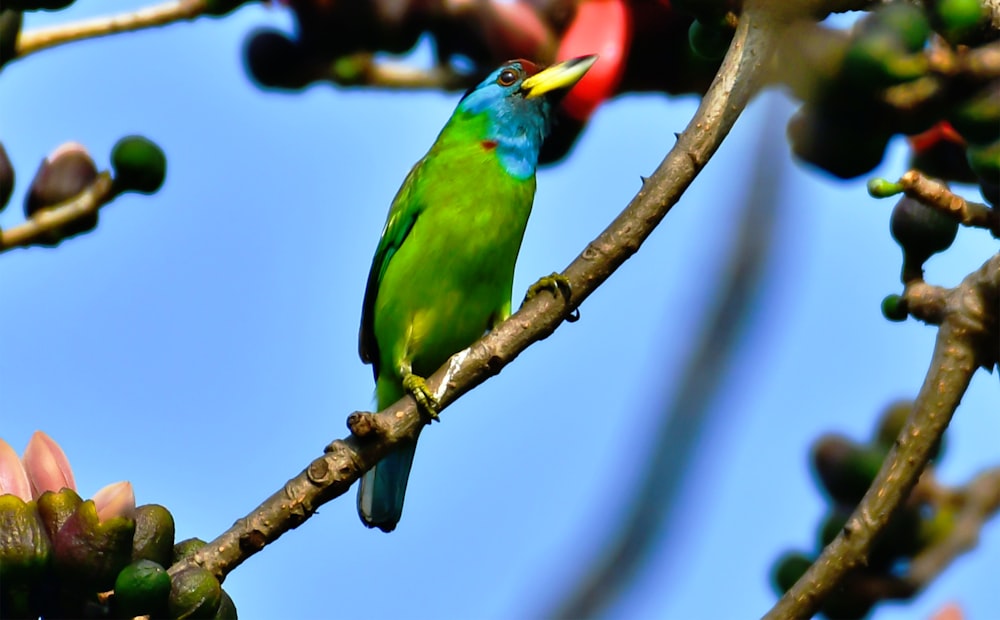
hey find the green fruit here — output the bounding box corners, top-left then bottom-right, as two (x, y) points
(932, 0), (987, 45)
(881, 293), (909, 322)
(859, 2), (931, 52)
(214, 589), (238, 619)
(173, 537), (207, 563)
(788, 105), (890, 179)
(115, 559), (170, 617)
(949, 83), (1000, 146)
(168, 566), (222, 619)
(771, 551), (812, 594)
(688, 19), (732, 61)
(132, 504), (175, 566)
(966, 140), (1000, 185)
(819, 509), (849, 547)
(890, 195), (959, 267)
(812, 434), (885, 506)
(874, 400), (912, 449)
(843, 25), (926, 90)
(110, 135), (166, 194)
(245, 29), (314, 91)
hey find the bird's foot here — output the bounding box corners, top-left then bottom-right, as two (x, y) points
(523, 272), (572, 304)
(522, 272), (579, 322)
(402, 373), (440, 421)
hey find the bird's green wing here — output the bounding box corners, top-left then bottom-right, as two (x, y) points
(359, 163), (424, 374)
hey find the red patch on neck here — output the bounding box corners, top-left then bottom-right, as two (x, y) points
(481, 140), (498, 150)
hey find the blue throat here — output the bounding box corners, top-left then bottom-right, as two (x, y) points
(457, 85), (551, 181)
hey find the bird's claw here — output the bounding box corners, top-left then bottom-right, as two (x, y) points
(523, 272), (572, 305)
(402, 373), (440, 421)
(523, 273), (578, 321)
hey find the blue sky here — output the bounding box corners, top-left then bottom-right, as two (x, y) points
(2, 3), (998, 619)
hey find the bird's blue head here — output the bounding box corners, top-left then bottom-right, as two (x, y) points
(455, 55), (598, 179)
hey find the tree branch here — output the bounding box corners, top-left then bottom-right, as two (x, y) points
(764, 252), (1000, 620)
(15, 0), (213, 60)
(167, 0), (780, 583)
(0, 171), (115, 252)
(897, 170), (999, 237)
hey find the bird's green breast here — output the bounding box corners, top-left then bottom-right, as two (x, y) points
(372, 139), (536, 384)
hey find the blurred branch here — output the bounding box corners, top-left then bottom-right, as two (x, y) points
(15, 0), (217, 60)
(903, 466), (1000, 592)
(167, 0), (780, 583)
(765, 251), (1000, 620)
(0, 171), (114, 252)
(328, 54), (470, 91)
(544, 96), (787, 620)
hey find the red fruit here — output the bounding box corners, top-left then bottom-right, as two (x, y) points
(555, 0), (631, 120)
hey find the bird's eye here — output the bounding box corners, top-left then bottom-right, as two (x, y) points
(497, 68), (518, 87)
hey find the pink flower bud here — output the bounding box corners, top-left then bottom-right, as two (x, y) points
(22, 430), (76, 498)
(0, 438), (32, 501)
(92, 480), (135, 522)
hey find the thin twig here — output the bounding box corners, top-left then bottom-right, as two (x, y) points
(0, 172), (115, 252)
(898, 170), (999, 237)
(903, 466), (1000, 591)
(764, 252), (1000, 619)
(167, 0), (778, 583)
(15, 0), (210, 59)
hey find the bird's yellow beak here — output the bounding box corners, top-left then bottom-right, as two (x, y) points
(520, 55), (599, 99)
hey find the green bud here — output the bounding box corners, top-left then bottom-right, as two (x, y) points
(214, 588), (239, 619)
(173, 536), (207, 563)
(812, 434), (885, 506)
(110, 135), (166, 194)
(966, 140), (1000, 186)
(874, 400), (913, 449)
(51, 499), (135, 591)
(843, 28), (927, 91)
(0, 494), (52, 585)
(114, 559), (171, 618)
(131, 504), (175, 566)
(932, 0), (987, 45)
(890, 195), (959, 268)
(771, 551), (812, 594)
(948, 83), (1000, 146)
(788, 105), (890, 179)
(867, 177), (903, 198)
(245, 29), (314, 91)
(818, 509), (849, 548)
(688, 19), (732, 61)
(881, 293), (908, 322)
(858, 2), (931, 52)
(169, 566), (223, 619)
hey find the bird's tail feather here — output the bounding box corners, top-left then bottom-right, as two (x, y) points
(357, 439), (418, 532)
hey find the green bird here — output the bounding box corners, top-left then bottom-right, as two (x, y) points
(357, 55), (598, 532)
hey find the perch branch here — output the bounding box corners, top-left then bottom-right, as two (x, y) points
(764, 252), (1000, 620)
(167, 0), (777, 582)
